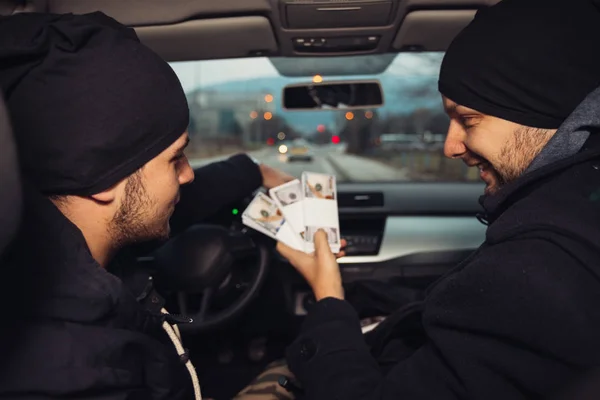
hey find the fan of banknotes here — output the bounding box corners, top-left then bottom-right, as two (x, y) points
(242, 172), (340, 253)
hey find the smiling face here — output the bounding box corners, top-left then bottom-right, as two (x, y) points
(442, 96), (556, 195)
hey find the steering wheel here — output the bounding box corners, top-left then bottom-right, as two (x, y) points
(152, 224), (270, 334)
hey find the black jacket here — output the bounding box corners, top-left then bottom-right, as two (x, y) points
(0, 154), (262, 399)
(286, 116), (600, 396)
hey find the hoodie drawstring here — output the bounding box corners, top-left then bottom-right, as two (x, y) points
(161, 308), (202, 400)
(476, 212), (490, 226)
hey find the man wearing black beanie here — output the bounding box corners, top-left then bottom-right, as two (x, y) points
(0, 12), (293, 400)
(275, 0), (600, 399)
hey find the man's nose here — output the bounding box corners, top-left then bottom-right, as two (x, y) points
(179, 160), (195, 185)
(444, 120), (467, 159)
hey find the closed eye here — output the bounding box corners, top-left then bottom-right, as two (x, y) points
(171, 152), (187, 163)
(171, 136), (191, 162)
(171, 137), (190, 162)
(459, 115), (479, 128)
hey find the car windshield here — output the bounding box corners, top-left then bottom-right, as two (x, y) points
(170, 52), (479, 183)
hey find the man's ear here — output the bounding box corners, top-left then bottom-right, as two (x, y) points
(90, 186), (118, 204)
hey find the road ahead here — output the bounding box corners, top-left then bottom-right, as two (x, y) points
(190, 144), (409, 182)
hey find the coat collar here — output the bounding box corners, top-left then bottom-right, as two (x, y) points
(9, 186), (165, 333)
(479, 133), (600, 225)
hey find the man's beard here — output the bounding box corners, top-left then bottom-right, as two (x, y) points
(109, 172), (171, 249)
(484, 126), (554, 194)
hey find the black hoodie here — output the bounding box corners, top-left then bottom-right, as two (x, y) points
(285, 87), (600, 399)
(0, 154), (262, 399)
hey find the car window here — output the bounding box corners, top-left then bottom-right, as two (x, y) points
(170, 53), (479, 183)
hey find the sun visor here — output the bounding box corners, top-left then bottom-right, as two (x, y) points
(134, 17), (278, 62)
(393, 10), (478, 51)
(47, 0), (270, 26)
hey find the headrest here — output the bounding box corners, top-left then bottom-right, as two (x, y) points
(0, 95), (21, 255)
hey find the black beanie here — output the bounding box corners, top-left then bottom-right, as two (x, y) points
(439, 0), (600, 129)
(0, 12), (189, 196)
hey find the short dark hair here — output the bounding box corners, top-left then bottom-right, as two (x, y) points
(48, 194), (69, 206)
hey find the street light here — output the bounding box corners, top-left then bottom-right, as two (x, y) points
(313, 75), (323, 83)
(264, 112), (273, 120)
(345, 112), (354, 121)
(264, 94), (274, 103)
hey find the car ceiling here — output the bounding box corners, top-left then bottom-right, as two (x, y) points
(1, 0), (500, 62)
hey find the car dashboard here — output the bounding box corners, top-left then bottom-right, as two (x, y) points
(235, 180), (487, 315)
(337, 182), (484, 263)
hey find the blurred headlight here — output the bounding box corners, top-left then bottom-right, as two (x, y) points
(278, 144), (288, 154)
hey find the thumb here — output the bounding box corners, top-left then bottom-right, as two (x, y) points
(314, 230), (335, 262)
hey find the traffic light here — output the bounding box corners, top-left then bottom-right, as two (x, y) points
(267, 138), (275, 145)
(332, 135), (340, 144)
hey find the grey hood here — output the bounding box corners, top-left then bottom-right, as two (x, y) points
(526, 85), (600, 173)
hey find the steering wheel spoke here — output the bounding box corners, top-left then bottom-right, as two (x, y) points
(228, 231), (257, 259)
(197, 288), (214, 322)
(177, 292), (189, 316)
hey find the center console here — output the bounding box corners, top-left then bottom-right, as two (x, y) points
(340, 216), (385, 256)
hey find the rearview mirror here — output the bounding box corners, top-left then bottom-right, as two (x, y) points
(282, 80), (384, 111)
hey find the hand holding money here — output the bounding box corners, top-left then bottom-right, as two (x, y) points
(242, 171), (346, 301)
(242, 172), (341, 253)
(277, 230), (346, 301)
